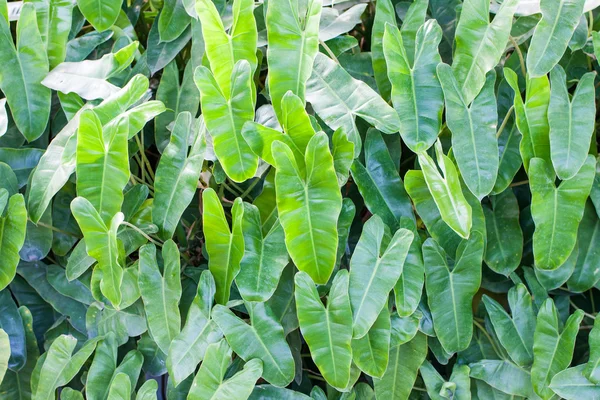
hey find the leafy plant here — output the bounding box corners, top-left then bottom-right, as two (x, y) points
(3, 0), (600, 398)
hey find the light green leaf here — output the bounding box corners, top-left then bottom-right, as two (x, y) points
(371, 0), (395, 100)
(550, 364), (600, 400)
(349, 215), (413, 338)
(586, 317), (600, 383)
(212, 302), (294, 387)
(530, 156), (595, 270)
(469, 359), (534, 398)
(202, 188), (244, 305)
(295, 270), (352, 391)
(136, 380), (158, 400)
(158, 0), (191, 43)
(107, 373), (130, 400)
(527, 0), (586, 77)
(272, 132), (342, 284)
(76, 0), (121, 32)
(332, 127), (354, 186)
(394, 218), (424, 317)
(0, 329), (9, 383)
(383, 19), (444, 152)
(0, 193), (27, 290)
(351, 307), (390, 379)
(26, 0), (74, 68)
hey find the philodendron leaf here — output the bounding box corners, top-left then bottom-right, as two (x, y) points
(295, 270), (353, 391)
(0, 192), (27, 291)
(530, 156), (595, 270)
(236, 202), (288, 302)
(158, 0), (192, 44)
(469, 359), (535, 398)
(272, 132), (342, 285)
(306, 53), (400, 156)
(349, 215), (413, 338)
(531, 298), (584, 400)
(351, 306), (391, 379)
(549, 65), (596, 180)
(371, 0), (396, 101)
(42, 41), (138, 100)
(76, 0), (121, 32)
(438, 64), (499, 199)
(28, 0), (75, 69)
(0, 3), (51, 142)
(202, 188), (244, 305)
(70, 196), (124, 307)
(383, 19), (444, 152)
(195, 61), (258, 182)
(0, 329), (8, 383)
(167, 270), (222, 387)
(153, 113), (206, 240)
(188, 340), (262, 400)
(416, 141), (472, 239)
(585, 317), (600, 383)
(212, 302), (295, 387)
(423, 233), (484, 353)
(394, 218), (425, 317)
(452, 0), (518, 104)
(550, 364), (600, 400)
(138, 241), (182, 354)
(526, 0), (586, 77)
(107, 373), (131, 400)
(266, 0), (322, 121)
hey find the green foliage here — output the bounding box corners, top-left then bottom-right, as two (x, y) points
(4, 1), (600, 398)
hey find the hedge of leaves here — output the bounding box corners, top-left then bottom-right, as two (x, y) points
(4, 0), (600, 398)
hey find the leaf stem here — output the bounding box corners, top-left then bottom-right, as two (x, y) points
(473, 319), (505, 360)
(569, 299), (596, 320)
(509, 36), (526, 77)
(135, 134), (155, 181)
(496, 105), (514, 139)
(121, 221), (163, 247)
(320, 39), (339, 64)
(32, 220), (81, 239)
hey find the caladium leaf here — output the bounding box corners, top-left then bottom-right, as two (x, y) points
(383, 19), (444, 153)
(212, 302), (295, 387)
(452, 0), (518, 104)
(351, 306), (391, 379)
(349, 215), (413, 338)
(549, 65), (596, 180)
(153, 112), (206, 240)
(76, 0), (121, 32)
(531, 298), (584, 400)
(195, 61), (258, 182)
(0, 3), (51, 142)
(423, 233), (484, 353)
(0, 192), (27, 291)
(138, 241), (182, 354)
(438, 65), (499, 199)
(530, 156), (594, 270)
(295, 270), (353, 391)
(272, 132), (341, 285)
(416, 141), (472, 239)
(526, 0), (586, 77)
(202, 188), (244, 305)
(266, 0), (321, 121)
(306, 53), (400, 156)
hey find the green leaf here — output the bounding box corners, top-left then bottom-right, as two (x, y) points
(531, 299), (584, 399)
(0, 3), (50, 141)
(295, 270), (352, 391)
(383, 19), (444, 152)
(416, 141), (472, 239)
(70, 196), (124, 307)
(567, 201), (600, 292)
(107, 373), (131, 400)
(394, 218), (425, 317)
(504, 68), (551, 173)
(188, 340), (262, 400)
(202, 188), (244, 305)
(195, 61), (258, 182)
(76, 0), (121, 32)
(212, 302), (295, 387)
(0, 329), (8, 383)
(351, 306), (390, 379)
(373, 332), (427, 400)
(350, 129), (414, 231)
(349, 215), (413, 338)
(526, 0), (586, 77)
(438, 65), (499, 199)
(146, 19), (192, 76)
(550, 364), (600, 400)
(266, 0), (321, 121)
(452, 0), (518, 104)
(586, 317), (600, 383)
(138, 241), (182, 354)
(249, 385), (312, 400)
(27, 0), (75, 69)
(331, 127), (354, 186)
(136, 380), (158, 400)
(483, 189), (523, 276)
(549, 65), (596, 180)
(469, 359), (535, 398)
(158, 0), (192, 43)
(0, 290), (25, 371)
(153, 112), (205, 240)
(167, 270), (222, 387)
(423, 233), (484, 353)
(306, 53), (400, 156)
(530, 156), (595, 270)
(371, 0), (395, 101)
(0, 193), (27, 290)
(272, 132), (342, 285)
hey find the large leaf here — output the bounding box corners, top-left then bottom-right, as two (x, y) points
(0, 193), (27, 290)
(0, 3), (50, 141)
(567, 201), (600, 292)
(586, 317), (600, 383)
(76, 0), (121, 32)
(305, 53), (400, 156)
(272, 132), (342, 285)
(212, 302), (295, 387)
(28, 0), (75, 68)
(371, 0), (395, 100)
(526, 0), (586, 77)
(202, 188), (244, 305)
(349, 215), (413, 338)
(550, 364), (600, 400)
(438, 65), (499, 199)
(0, 289), (25, 370)
(138, 241), (182, 354)
(295, 270), (353, 391)
(266, 0), (322, 121)
(469, 359), (535, 398)
(351, 307), (391, 379)
(394, 218), (425, 317)
(383, 19), (444, 152)
(158, 0), (192, 43)
(530, 156), (594, 270)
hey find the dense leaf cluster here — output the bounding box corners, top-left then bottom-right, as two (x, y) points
(2, 0), (600, 398)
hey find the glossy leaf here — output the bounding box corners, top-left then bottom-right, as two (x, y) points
(351, 307), (390, 379)
(76, 0), (121, 32)
(0, 193), (27, 290)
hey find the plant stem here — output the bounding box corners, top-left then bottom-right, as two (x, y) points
(496, 105), (514, 139)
